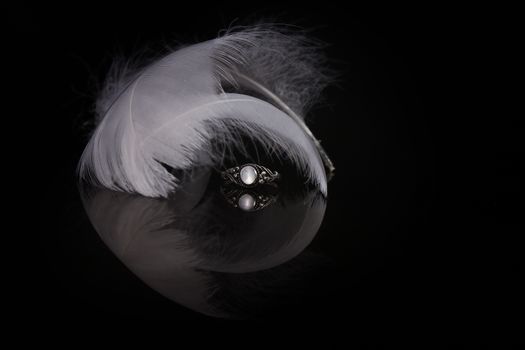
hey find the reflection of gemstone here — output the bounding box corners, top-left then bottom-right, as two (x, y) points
(240, 165), (258, 185)
(238, 193), (256, 211)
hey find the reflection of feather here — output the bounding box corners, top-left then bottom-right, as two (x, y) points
(81, 182), (328, 318)
(78, 26), (333, 197)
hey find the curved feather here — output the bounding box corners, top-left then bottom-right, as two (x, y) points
(79, 27), (332, 197)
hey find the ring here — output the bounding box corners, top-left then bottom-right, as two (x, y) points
(221, 163), (280, 187)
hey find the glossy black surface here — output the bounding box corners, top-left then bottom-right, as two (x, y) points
(10, 3), (522, 327)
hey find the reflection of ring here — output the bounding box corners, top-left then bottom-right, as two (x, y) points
(221, 163), (280, 187)
(220, 186), (277, 212)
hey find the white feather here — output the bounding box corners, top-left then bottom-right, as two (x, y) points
(78, 26), (332, 197)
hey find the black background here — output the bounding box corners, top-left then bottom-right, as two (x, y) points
(6, 3), (523, 326)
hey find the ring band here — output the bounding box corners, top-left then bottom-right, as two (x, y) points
(221, 163), (280, 187)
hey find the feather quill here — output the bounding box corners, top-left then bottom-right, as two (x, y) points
(78, 26), (333, 197)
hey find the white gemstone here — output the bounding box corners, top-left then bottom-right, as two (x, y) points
(240, 165), (257, 185)
(238, 193), (256, 211)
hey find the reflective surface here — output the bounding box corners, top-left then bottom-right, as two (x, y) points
(80, 167), (327, 319)
(24, 6), (499, 326)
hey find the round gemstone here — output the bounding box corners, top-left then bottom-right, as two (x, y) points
(238, 193), (256, 211)
(240, 165), (257, 185)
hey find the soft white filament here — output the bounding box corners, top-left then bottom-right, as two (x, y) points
(78, 26), (332, 197)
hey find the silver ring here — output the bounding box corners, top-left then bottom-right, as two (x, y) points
(221, 163), (280, 187)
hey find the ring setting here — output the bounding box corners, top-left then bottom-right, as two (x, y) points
(221, 163), (280, 187)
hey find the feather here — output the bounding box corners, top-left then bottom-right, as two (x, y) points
(78, 25), (334, 198)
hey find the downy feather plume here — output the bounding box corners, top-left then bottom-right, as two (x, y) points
(78, 25), (333, 198)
